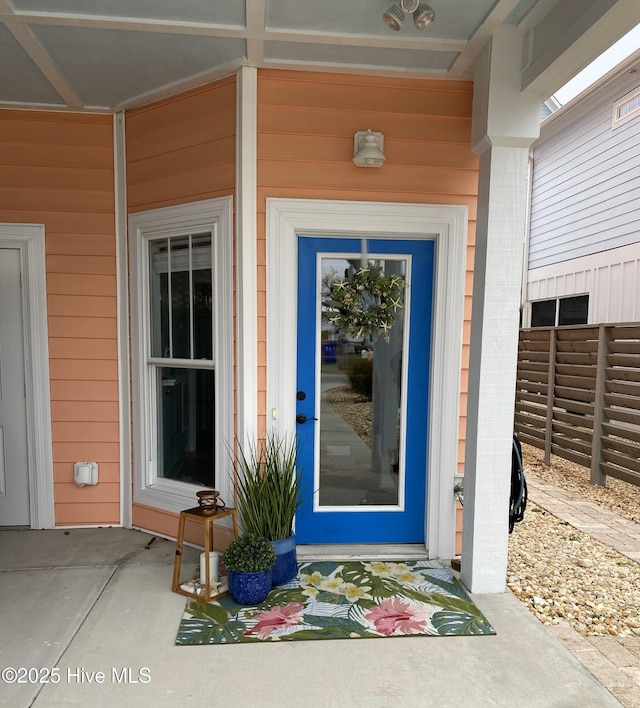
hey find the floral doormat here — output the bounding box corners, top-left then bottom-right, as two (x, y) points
(175, 560), (495, 644)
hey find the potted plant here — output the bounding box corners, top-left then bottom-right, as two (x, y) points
(222, 534), (276, 605)
(232, 431), (304, 585)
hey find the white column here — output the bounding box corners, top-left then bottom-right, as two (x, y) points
(235, 67), (259, 445)
(461, 28), (542, 593)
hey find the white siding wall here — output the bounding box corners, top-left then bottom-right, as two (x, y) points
(529, 70), (640, 271)
(525, 241), (640, 325)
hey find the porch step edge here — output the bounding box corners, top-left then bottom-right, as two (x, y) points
(296, 543), (429, 561)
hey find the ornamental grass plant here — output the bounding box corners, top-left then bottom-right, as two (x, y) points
(232, 431), (303, 541)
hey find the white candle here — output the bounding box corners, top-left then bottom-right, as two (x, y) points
(199, 551), (219, 585)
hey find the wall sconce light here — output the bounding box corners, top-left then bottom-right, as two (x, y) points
(353, 130), (387, 168)
(383, 1), (435, 31)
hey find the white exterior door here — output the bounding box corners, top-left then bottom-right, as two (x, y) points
(0, 248), (30, 525)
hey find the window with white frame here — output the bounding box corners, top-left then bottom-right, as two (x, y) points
(613, 86), (640, 129)
(530, 294), (589, 328)
(129, 198), (233, 515)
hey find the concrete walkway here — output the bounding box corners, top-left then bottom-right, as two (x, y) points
(0, 525), (623, 708)
(527, 474), (640, 708)
(527, 475), (640, 563)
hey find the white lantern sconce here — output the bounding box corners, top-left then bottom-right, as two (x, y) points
(353, 130), (387, 168)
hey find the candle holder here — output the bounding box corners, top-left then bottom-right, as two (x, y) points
(196, 490), (226, 515)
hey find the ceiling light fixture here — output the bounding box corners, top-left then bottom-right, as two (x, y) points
(413, 3), (436, 29)
(382, 4), (405, 31)
(383, 0), (435, 31)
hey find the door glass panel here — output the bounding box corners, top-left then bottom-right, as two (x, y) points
(156, 366), (215, 486)
(319, 256), (406, 507)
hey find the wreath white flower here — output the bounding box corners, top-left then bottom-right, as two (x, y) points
(322, 264), (405, 342)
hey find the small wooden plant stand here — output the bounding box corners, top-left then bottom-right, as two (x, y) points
(172, 505), (238, 603)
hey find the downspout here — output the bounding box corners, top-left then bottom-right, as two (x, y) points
(114, 111), (132, 528)
(520, 149), (534, 328)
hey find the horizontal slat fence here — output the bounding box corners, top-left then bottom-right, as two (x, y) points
(515, 324), (640, 487)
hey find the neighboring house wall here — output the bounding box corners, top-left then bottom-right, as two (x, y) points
(526, 64), (640, 326)
(528, 242), (640, 323)
(0, 110), (118, 525)
(256, 70), (478, 472)
(125, 76), (236, 538)
(530, 70), (640, 270)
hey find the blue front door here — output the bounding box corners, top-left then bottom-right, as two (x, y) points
(295, 236), (434, 544)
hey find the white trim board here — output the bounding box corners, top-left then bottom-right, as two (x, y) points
(297, 544), (429, 561)
(235, 66), (259, 448)
(114, 111), (131, 528)
(128, 197), (235, 516)
(0, 224), (54, 528)
(266, 198), (468, 559)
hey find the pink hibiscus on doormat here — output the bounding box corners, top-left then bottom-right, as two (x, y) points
(365, 597), (434, 636)
(244, 602), (305, 640)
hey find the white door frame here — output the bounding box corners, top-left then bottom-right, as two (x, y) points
(0, 224), (54, 528)
(266, 198), (468, 559)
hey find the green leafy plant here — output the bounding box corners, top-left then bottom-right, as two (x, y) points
(348, 357), (373, 399)
(232, 431), (304, 541)
(222, 534), (276, 573)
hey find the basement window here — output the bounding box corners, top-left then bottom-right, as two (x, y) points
(558, 295), (589, 325)
(530, 299), (556, 327)
(531, 295), (589, 327)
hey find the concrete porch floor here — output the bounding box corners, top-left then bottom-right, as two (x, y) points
(0, 527), (621, 708)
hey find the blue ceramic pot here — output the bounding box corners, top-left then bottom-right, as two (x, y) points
(270, 534), (297, 586)
(227, 568), (272, 605)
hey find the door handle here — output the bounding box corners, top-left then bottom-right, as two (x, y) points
(296, 413), (318, 424)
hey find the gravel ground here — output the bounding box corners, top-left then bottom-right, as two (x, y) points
(326, 386), (373, 446)
(520, 444), (640, 524)
(508, 444), (640, 637)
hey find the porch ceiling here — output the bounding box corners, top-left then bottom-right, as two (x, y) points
(0, 0), (637, 112)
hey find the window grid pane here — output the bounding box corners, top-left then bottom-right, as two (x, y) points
(531, 299), (556, 327)
(155, 365), (215, 487)
(189, 235), (194, 360)
(614, 88), (640, 127)
(149, 232), (213, 362)
(192, 233), (213, 360)
(558, 295), (588, 326)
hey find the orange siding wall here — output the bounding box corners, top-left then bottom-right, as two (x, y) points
(0, 110), (119, 525)
(126, 77), (236, 213)
(1, 71), (475, 537)
(125, 76), (236, 534)
(257, 70), (477, 466)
